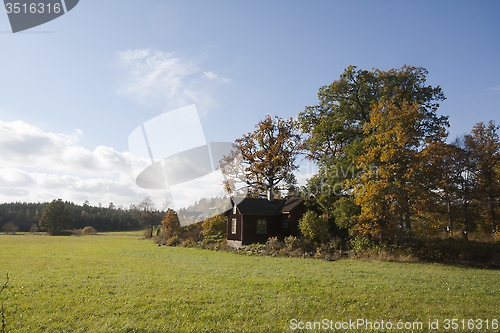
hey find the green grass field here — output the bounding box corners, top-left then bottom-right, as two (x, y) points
(0, 234), (499, 332)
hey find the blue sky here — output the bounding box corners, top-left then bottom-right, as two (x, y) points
(0, 0), (499, 208)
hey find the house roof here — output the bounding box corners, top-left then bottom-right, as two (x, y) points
(231, 197), (304, 216)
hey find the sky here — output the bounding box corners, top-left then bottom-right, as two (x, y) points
(0, 0), (499, 210)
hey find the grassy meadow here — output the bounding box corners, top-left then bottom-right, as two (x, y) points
(0, 234), (499, 332)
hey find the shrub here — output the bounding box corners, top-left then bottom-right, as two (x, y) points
(350, 235), (374, 255)
(162, 209), (181, 238)
(82, 226), (98, 235)
(265, 236), (284, 252)
(299, 211), (329, 243)
(29, 224), (39, 233)
(284, 236), (301, 251)
(165, 236), (180, 246)
(202, 214), (226, 238)
(2, 222), (18, 235)
(72, 229), (83, 236)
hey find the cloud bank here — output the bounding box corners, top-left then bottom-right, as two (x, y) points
(0, 119), (166, 208)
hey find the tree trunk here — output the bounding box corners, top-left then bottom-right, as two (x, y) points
(447, 198), (452, 232)
(463, 201), (469, 242)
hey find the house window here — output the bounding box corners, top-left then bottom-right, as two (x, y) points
(256, 219), (267, 234)
(231, 218), (237, 234)
(233, 205), (237, 215)
(282, 219), (289, 229)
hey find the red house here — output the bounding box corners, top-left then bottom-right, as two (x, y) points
(226, 197), (305, 246)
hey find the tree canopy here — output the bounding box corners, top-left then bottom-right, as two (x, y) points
(39, 199), (74, 235)
(221, 115), (301, 200)
(298, 65), (450, 239)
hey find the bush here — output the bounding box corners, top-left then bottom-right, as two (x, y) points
(162, 209), (181, 238)
(143, 228), (153, 238)
(165, 236), (180, 246)
(2, 222), (19, 234)
(284, 236), (301, 251)
(265, 236), (284, 252)
(202, 214), (226, 238)
(82, 226), (98, 235)
(350, 236), (374, 255)
(29, 224), (39, 233)
(298, 211), (329, 243)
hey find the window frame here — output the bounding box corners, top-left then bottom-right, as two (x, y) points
(231, 218), (237, 234)
(256, 219), (267, 234)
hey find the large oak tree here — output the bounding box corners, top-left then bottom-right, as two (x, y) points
(220, 115), (301, 200)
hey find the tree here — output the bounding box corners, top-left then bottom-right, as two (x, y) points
(298, 65), (446, 166)
(297, 66), (448, 235)
(298, 211), (329, 243)
(464, 121), (500, 233)
(136, 197), (163, 238)
(2, 222), (18, 235)
(39, 199), (74, 235)
(420, 142), (463, 232)
(352, 99), (447, 238)
(161, 209), (181, 238)
(202, 214), (226, 238)
(221, 115), (301, 200)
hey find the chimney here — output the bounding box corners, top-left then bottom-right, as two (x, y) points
(267, 186), (274, 202)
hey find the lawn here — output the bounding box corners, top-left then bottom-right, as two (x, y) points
(0, 234), (499, 332)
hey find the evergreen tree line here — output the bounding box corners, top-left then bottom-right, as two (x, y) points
(0, 201), (142, 232)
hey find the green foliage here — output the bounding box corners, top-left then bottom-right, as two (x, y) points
(298, 65), (448, 236)
(332, 196), (359, 231)
(298, 211), (329, 243)
(0, 201), (140, 233)
(39, 199), (74, 235)
(350, 235), (375, 255)
(201, 214), (226, 238)
(284, 235), (301, 251)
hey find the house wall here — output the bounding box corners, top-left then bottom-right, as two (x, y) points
(226, 202), (305, 244)
(226, 211), (242, 241)
(241, 214), (282, 244)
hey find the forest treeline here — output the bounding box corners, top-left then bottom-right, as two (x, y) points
(0, 201), (142, 232)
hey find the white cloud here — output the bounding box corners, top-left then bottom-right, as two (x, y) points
(204, 71), (229, 82)
(0, 119), (168, 208)
(115, 49), (228, 115)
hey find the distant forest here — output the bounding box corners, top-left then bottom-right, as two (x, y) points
(0, 201), (141, 232)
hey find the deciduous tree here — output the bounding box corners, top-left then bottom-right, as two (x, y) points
(297, 65), (448, 223)
(162, 209), (181, 238)
(464, 121), (500, 233)
(39, 199), (74, 235)
(221, 115), (301, 200)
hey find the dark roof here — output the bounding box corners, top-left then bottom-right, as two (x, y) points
(281, 197), (304, 214)
(232, 197), (304, 216)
